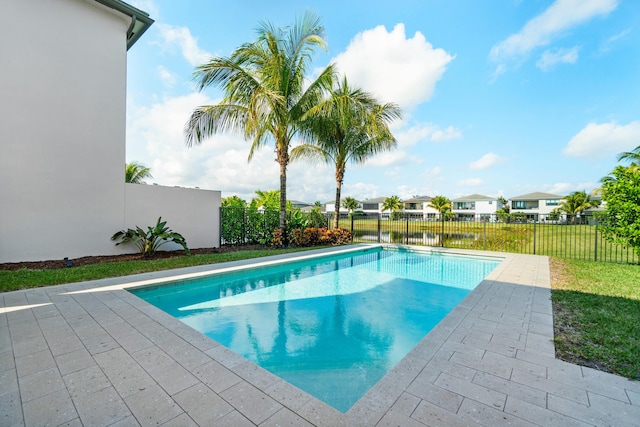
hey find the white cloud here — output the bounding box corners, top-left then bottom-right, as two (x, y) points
(126, 93), (344, 202)
(332, 24), (454, 109)
(157, 65), (177, 87)
(457, 178), (484, 187)
(157, 24), (212, 66)
(469, 153), (507, 170)
(490, 0), (617, 67)
(536, 46), (579, 71)
(563, 121), (640, 159)
(600, 28), (631, 52)
(342, 182), (380, 200)
(395, 123), (462, 147)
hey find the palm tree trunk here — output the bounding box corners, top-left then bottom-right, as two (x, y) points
(279, 159), (287, 246)
(334, 167), (345, 229)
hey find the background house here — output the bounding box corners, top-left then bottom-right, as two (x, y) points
(403, 196), (439, 220)
(0, 0), (220, 263)
(452, 194), (502, 221)
(509, 192), (563, 220)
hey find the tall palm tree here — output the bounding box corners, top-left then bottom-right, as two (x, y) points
(185, 12), (336, 245)
(428, 195), (452, 219)
(291, 77), (401, 228)
(125, 161), (153, 184)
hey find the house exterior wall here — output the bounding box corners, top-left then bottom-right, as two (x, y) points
(0, 0), (220, 263)
(124, 184), (220, 251)
(1, 0), (129, 262)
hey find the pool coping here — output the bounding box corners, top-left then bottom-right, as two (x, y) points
(2, 245), (639, 426)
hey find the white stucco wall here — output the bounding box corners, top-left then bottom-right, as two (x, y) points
(0, 0), (221, 263)
(475, 200), (499, 215)
(0, 0), (129, 262)
(123, 184), (221, 252)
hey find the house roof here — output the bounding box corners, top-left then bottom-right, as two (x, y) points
(404, 196), (432, 203)
(94, 0), (154, 49)
(361, 197), (388, 203)
(509, 192), (564, 201)
(451, 194), (495, 202)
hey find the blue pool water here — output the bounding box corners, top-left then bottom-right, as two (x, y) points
(131, 247), (500, 412)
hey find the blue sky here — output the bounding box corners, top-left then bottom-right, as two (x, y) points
(125, 0), (640, 203)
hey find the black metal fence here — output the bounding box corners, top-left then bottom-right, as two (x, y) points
(220, 208), (638, 264)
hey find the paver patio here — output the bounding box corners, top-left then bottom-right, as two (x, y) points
(2, 245), (639, 426)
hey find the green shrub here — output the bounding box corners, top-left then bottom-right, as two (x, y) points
(111, 217), (189, 257)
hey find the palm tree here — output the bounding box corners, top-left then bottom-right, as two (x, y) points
(342, 197), (359, 216)
(291, 77), (401, 228)
(616, 145), (640, 173)
(428, 195), (452, 219)
(382, 195), (403, 219)
(557, 190), (600, 224)
(125, 161), (153, 184)
(185, 12), (335, 245)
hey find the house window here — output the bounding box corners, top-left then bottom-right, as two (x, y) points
(513, 201), (526, 209)
(546, 200), (559, 206)
(362, 203), (378, 210)
(488, 201), (493, 204)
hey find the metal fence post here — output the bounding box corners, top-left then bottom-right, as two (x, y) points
(533, 214), (537, 255)
(377, 214), (381, 243)
(405, 214), (409, 245)
(483, 220), (487, 251)
(441, 214), (445, 248)
(594, 217), (598, 262)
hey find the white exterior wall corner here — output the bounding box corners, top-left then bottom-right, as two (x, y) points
(123, 184), (221, 252)
(0, 0), (221, 263)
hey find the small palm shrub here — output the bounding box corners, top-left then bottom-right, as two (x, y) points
(111, 217), (190, 257)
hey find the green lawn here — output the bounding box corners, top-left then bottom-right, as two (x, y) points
(344, 218), (638, 263)
(551, 258), (640, 380)
(0, 247), (316, 293)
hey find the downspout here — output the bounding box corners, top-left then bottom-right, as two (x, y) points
(126, 15), (137, 45)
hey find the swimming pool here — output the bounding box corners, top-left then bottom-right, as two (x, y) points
(131, 246), (500, 412)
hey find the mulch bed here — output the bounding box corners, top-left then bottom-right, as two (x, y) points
(0, 246), (265, 271)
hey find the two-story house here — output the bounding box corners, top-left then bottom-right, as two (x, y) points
(509, 192), (564, 221)
(403, 196), (439, 220)
(451, 194), (502, 221)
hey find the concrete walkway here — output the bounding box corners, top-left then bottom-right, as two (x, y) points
(1, 246), (639, 426)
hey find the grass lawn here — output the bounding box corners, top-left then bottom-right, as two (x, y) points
(0, 247), (318, 293)
(551, 257), (640, 380)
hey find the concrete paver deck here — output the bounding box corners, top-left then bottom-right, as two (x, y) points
(2, 245), (639, 426)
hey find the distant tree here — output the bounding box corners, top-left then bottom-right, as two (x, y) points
(428, 195), (452, 218)
(382, 196), (403, 220)
(599, 165), (640, 256)
(497, 196), (510, 213)
(342, 197), (359, 215)
(556, 190), (600, 224)
(249, 190), (282, 211)
(125, 161), (153, 184)
(222, 195), (247, 209)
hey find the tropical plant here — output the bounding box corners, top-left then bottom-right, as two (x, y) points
(249, 190), (282, 211)
(342, 197), (359, 216)
(222, 195), (247, 209)
(599, 165), (640, 256)
(555, 190), (600, 224)
(111, 217), (189, 257)
(428, 195), (452, 218)
(497, 196), (510, 213)
(185, 12), (336, 245)
(617, 144), (640, 165)
(291, 77), (401, 229)
(382, 195), (404, 220)
(125, 161), (153, 184)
